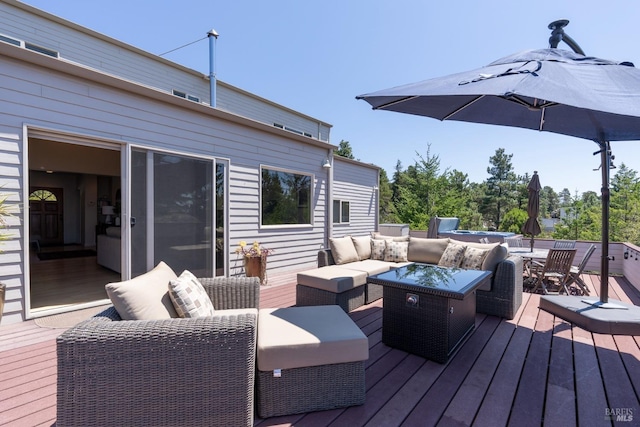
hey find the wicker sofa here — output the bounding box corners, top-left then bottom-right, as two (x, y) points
(57, 276), (260, 427)
(298, 235), (523, 319)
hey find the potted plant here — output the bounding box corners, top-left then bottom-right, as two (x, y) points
(235, 241), (274, 285)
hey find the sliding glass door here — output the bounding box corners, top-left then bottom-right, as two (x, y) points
(130, 148), (224, 277)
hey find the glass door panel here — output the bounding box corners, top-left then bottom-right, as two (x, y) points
(130, 149), (215, 277)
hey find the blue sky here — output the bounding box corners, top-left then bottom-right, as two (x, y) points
(21, 0), (640, 194)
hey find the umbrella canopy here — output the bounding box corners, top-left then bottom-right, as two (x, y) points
(357, 47), (640, 304)
(356, 48), (640, 142)
(522, 171), (542, 251)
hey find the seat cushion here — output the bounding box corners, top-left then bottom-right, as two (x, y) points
(338, 259), (393, 276)
(169, 270), (215, 318)
(329, 236), (360, 265)
(105, 261), (178, 320)
(297, 265), (367, 293)
(257, 306), (369, 371)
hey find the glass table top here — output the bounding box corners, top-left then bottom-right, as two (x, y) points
(369, 263), (491, 296)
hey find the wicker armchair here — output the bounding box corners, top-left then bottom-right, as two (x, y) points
(57, 277), (260, 427)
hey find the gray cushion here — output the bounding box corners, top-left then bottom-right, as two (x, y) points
(257, 306), (369, 371)
(338, 259), (393, 276)
(407, 237), (450, 264)
(297, 265), (367, 293)
(371, 232), (410, 242)
(105, 261), (178, 320)
(329, 236), (359, 265)
(351, 235), (372, 260)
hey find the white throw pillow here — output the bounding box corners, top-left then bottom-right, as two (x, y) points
(384, 240), (409, 262)
(351, 235), (372, 260)
(169, 270), (215, 318)
(438, 243), (466, 268)
(460, 246), (490, 270)
(370, 239), (386, 260)
(105, 261), (178, 320)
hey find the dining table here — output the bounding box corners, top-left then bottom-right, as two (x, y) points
(508, 248), (550, 279)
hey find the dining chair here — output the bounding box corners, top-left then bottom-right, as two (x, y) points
(553, 240), (577, 249)
(564, 244), (597, 295)
(504, 237), (523, 248)
(530, 248), (577, 294)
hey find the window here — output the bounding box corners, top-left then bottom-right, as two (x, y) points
(172, 89), (200, 103)
(261, 167), (311, 226)
(333, 200), (350, 224)
(29, 189), (57, 201)
(273, 123), (313, 138)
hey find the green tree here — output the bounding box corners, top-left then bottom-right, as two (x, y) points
(610, 163), (640, 244)
(335, 140), (355, 159)
(501, 208), (528, 233)
(481, 148), (518, 230)
(540, 186), (559, 218)
(378, 169), (397, 223)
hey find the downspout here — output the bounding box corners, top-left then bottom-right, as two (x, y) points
(207, 29), (219, 108)
(325, 150), (333, 248)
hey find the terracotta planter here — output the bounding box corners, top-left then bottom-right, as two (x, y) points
(244, 256), (268, 285)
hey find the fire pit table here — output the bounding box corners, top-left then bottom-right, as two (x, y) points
(368, 264), (491, 363)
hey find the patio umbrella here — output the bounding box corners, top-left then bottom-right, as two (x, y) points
(522, 171), (541, 252)
(356, 31), (640, 306)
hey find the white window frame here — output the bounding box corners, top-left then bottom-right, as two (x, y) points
(333, 199), (350, 224)
(260, 165), (314, 228)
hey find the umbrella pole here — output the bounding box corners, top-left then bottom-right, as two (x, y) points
(598, 141), (611, 304)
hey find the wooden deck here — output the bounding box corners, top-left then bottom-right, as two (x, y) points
(1, 274), (639, 426)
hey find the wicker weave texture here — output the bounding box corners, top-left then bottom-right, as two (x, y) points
(296, 284), (365, 312)
(476, 256), (523, 319)
(57, 277), (260, 427)
(256, 361), (365, 418)
(365, 282), (384, 303)
(382, 286), (475, 363)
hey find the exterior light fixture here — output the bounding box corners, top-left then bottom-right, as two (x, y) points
(322, 158), (331, 169)
(624, 250), (629, 259)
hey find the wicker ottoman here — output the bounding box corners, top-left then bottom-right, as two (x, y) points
(256, 306), (369, 418)
(296, 265), (367, 312)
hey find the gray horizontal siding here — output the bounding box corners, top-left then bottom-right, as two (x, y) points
(331, 158), (378, 238)
(0, 1), (331, 141)
(0, 53), (329, 322)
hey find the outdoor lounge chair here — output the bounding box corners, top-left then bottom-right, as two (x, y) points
(564, 243), (597, 295)
(57, 276), (260, 427)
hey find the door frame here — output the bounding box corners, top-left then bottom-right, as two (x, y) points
(125, 143), (229, 277)
(24, 126), (124, 319)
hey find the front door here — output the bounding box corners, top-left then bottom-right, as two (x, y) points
(29, 187), (64, 247)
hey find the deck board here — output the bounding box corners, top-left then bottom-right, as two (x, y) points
(1, 273), (639, 427)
